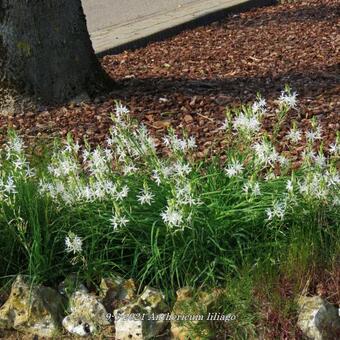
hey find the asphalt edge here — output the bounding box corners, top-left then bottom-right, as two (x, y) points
(95, 0), (277, 57)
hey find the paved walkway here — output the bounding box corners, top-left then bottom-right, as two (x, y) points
(82, 0), (198, 33)
(82, 0), (270, 55)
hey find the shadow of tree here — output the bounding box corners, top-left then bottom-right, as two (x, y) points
(112, 64), (339, 103)
(227, 1), (340, 27)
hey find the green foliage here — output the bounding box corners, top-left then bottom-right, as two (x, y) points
(0, 90), (338, 335)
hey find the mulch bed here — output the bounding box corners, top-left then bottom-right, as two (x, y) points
(0, 0), (339, 157)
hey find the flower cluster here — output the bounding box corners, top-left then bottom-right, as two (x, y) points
(225, 160), (244, 178)
(278, 87), (298, 109)
(65, 232), (83, 254)
(0, 91), (338, 269)
(162, 132), (197, 154)
(252, 140), (287, 168)
(266, 200), (286, 221)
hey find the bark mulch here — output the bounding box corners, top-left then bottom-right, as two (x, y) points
(0, 0), (339, 158)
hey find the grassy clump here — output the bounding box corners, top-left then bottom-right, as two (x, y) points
(0, 89), (339, 336)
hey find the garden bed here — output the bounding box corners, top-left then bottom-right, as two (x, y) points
(0, 0), (339, 338)
(0, 94), (339, 337)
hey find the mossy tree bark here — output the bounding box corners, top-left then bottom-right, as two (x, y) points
(0, 0), (113, 105)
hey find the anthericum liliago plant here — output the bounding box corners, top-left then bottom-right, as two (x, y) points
(0, 86), (338, 304)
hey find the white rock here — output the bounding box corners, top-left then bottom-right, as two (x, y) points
(100, 275), (136, 312)
(297, 295), (340, 339)
(0, 275), (65, 338)
(62, 290), (110, 337)
(114, 286), (169, 340)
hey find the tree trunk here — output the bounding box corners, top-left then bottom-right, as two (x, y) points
(0, 0), (113, 104)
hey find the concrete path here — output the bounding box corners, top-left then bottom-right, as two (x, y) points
(82, 0), (272, 55)
(82, 0), (198, 33)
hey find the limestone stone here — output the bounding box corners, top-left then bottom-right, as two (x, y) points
(114, 286), (169, 340)
(62, 289), (110, 337)
(0, 275), (65, 338)
(297, 295), (340, 340)
(100, 275), (136, 312)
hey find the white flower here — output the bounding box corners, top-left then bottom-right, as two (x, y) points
(225, 160), (244, 178)
(178, 140), (187, 152)
(252, 142), (267, 157)
(80, 185), (94, 201)
(173, 162), (192, 176)
(329, 142), (339, 155)
(233, 112), (261, 134)
(82, 149), (90, 162)
(187, 136), (197, 149)
(324, 171), (340, 187)
(298, 180), (309, 195)
(102, 180), (116, 193)
(115, 102), (130, 116)
(161, 206), (183, 228)
(110, 213), (129, 230)
(55, 182), (66, 194)
(115, 185), (129, 201)
(298, 174), (330, 200)
(286, 129), (302, 143)
(162, 136), (171, 148)
(242, 183), (250, 194)
(269, 150), (280, 164)
(73, 142), (80, 153)
(123, 164), (138, 175)
(137, 187), (154, 205)
(61, 191), (74, 206)
(286, 180), (294, 192)
(104, 148), (113, 161)
(302, 149), (316, 161)
(161, 165), (173, 178)
(243, 181), (261, 196)
(163, 134), (197, 153)
(266, 201), (286, 221)
(257, 97), (267, 109)
(64, 143), (73, 153)
(162, 134), (183, 152)
(13, 158), (26, 171)
(3, 176), (17, 194)
(106, 137), (113, 147)
(92, 181), (106, 200)
(278, 90), (298, 109)
(151, 170), (162, 186)
(333, 196), (340, 206)
(313, 153), (327, 167)
(278, 155), (288, 167)
(6, 135), (25, 157)
(65, 233), (83, 254)
(38, 180), (49, 195)
(305, 131), (317, 143)
(252, 141), (276, 167)
(266, 208), (273, 221)
(252, 182), (261, 196)
(306, 126), (322, 143)
(175, 183), (202, 206)
(25, 166), (36, 178)
(252, 97), (266, 115)
(61, 159), (77, 176)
